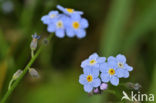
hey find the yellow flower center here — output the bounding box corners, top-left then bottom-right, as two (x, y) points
(118, 62), (124, 68)
(87, 75), (93, 82)
(50, 14), (56, 18)
(72, 22), (80, 29)
(56, 21), (63, 28)
(89, 59), (96, 65)
(108, 68), (115, 75)
(66, 8), (74, 13)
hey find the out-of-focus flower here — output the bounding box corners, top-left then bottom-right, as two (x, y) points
(100, 83), (108, 90)
(2, 1), (14, 13)
(30, 33), (40, 51)
(47, 14), (69, 38)
(100, 61), (120, 86)
(108, 54), (133, 78)
(57, 5), (83, 16)
(66, 16), (89, 38)
(79, 67), (101, 93)
(81, 53), (106, 70)
(41, 5), (89, 39)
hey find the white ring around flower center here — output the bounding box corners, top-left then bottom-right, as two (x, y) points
(56, 20), (63, 28)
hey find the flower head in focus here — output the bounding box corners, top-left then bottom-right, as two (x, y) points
(79, 53), (133, 94)
(79, 67), (101, 93)
(66, 16), (88, 38)
(100, 61), (120, 86)
(107, 54), (133, 78)
(81, 53), (106, 70)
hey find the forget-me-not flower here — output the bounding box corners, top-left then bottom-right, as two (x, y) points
(107, 54), (133, 78)
(47, 14), (69, 38)
(66, 16), (89, 38)
(79, 67), (101, 93)
(100, 61), (120, 86)
(41, 5), (89, 39)
(81, 53), (106, 70)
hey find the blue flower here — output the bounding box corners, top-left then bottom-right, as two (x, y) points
(65, 16), (89, 38)
(100, 61), (120, 86)
(41, 11), (59, 24)
(81, 53), (106, 70)
(57, 5), (83, 16)
(107, 54), (133, 78)
(79, 67), (101, 93)
(47, 14), (69, 38)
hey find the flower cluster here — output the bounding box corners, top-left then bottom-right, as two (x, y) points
(41, 5), (89, 39)
(79, 53), (133, 93)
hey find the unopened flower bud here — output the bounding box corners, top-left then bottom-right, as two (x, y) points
(126, 82), (142, 90)
(93, 88), (100, 94)
(42, 38), (49, 45)
(133, 83), (142, 90)
(30, 33), (40, 51)
(100, 83), (108, 90)
(13, 69), (23, 80)
(29, 68), (40, 79)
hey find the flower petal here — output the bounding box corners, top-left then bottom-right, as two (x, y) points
(56, 29), (65, 38)
(41, 15), (49, 24)
(89, 53), (99, 59)
(101, 73), (110, 82)
(81, 59), (89, 68)
(100, 63), (108, 73)
(57, 5), (65, 12)
(83, 67), (91, 75)
(116, 54), (126, 63)
(110, 76), (119, 86)
(116, 68), (125, 78)
(92, 78), (101, 87)
(125, 64), (133, 71)
(76, 29), (86, 39)
(84, 84), (93, 93)
(47, 25), (56, 32)
(97, 57), (106, 63)
(107, 56), (116, 62)
(79, 74), (87, 85)
(66, 28), (75, 37)
(123, 70), (129, 78)
(80, 18), (89, 28)
(91, 68), (99, 78)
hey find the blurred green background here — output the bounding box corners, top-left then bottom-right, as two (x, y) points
(0, 0), (156, 103)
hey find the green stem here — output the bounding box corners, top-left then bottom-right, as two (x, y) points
(8, 79), (14, 90)
(0, 34), (53, 103)
(31, 49), (34, 58)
